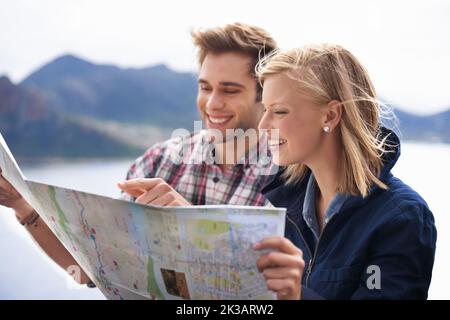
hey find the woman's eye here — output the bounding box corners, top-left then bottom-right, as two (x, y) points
(274, 110), (288, 115)
(200, 86), (211, 91)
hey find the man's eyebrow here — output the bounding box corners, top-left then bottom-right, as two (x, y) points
(197, 78), (245, 89)
(220, 81), (245, 88)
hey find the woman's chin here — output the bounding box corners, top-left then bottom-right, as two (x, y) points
(269, 146), (295, 166)
(271, 155), (303, 167)
(271, 156), (289, 167)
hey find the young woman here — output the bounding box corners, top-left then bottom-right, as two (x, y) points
(252, 44), (437, 300)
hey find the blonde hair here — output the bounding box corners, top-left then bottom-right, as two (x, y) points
(256, 44), (392, 197)
(191, 23), (277, 100)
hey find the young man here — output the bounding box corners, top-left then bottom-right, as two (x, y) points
(118, 23), (277, 206)
(118, 23), (276, 205)
(0, 23), (277, 286)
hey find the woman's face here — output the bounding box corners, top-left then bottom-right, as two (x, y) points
(259, 73), (325, 166)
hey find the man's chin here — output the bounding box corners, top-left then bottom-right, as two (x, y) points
(203, 128), (223, 142)
(204, 127), (236, 141)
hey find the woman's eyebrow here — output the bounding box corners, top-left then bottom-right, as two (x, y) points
(262, 102), (284, 108)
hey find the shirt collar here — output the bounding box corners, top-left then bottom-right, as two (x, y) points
(302, 173), (349, 240)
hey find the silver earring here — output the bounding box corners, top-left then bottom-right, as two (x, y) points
(323, 126), (330, 133)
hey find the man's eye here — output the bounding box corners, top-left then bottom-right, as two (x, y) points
(274, 110), (288, 115)
(224, 89), (239, 94)
(200, 86), (211, 91)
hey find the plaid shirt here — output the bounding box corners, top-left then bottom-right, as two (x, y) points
(122, 131), (274, 206)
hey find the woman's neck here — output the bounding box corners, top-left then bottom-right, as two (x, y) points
(307, 133), (342, 226)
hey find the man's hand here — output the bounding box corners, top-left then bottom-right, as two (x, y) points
(1, 170), (92, 285)
(0, 168), (32, 218)
(254, 236), (305, 300)
(117, 178), (191, 206)
(0, 168), (35, 220)
(0, 173), (22, 209)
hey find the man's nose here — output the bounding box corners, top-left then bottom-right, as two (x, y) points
(205, 92), (225, 111)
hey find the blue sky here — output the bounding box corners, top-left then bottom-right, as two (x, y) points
(0, 0), (449, 114)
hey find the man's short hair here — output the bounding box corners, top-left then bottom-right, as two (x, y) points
(191, 22), (277, 101)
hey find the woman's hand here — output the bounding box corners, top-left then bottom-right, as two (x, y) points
(117, 178), (191, 206)
(254, 236), (305, 300)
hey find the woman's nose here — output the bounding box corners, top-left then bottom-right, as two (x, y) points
(258, 111), (270, 130)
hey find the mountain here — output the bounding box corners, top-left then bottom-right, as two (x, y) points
(2, 54), (449, 160)
(388, 107), (450, 143)
(21, 54), (450, 143)
(0, 76), (142, 160)
(21, 54), (199, 129)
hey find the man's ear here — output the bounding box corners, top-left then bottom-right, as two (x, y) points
(323, 100), (342, 132)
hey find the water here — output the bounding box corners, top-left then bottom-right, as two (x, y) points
(0, 143), (449, 299)
(391, 143), (450, 300)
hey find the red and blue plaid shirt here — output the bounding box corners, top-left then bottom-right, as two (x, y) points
(122, 131), (274, 206)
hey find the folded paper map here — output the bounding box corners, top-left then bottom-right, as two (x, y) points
(0, 133), (286, 300)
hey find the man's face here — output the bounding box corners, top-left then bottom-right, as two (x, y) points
(197, 52), (263, 139)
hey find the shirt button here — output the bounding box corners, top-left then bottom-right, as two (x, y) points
(212, 177), (220, 183)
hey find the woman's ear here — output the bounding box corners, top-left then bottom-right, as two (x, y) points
(323, 100), (342, 132)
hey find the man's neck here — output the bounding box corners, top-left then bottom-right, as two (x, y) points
(213, 132), (258, 172)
